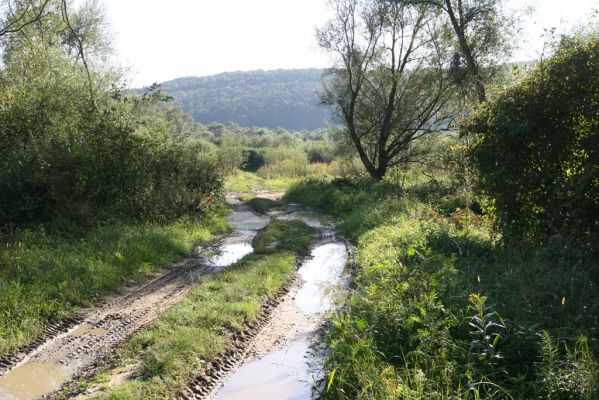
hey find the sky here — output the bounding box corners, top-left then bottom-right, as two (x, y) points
(100, 0), (599, 88)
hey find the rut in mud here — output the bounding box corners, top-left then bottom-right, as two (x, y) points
(183, 206), (352, 400)
(0, 203), (269, 400)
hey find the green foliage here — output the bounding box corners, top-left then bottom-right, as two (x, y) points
(240, 149), (265, 172)
(538, 333), (599, 400)
(464, 35), (599, 254)
(0, 8), (223, 227)
(0, 213), (228, 357)
(287, 176), (599, 399)
(152, 69), (331, 130)
(224, 171), (296, 194)
(306, 142), (336, 164)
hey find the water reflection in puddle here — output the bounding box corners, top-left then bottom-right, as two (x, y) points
(215, 340), (318, 400)
(206, 209), (269, 269)
(278, 212), (335, 229)
(295, 243), (348, 314)
(208, 243), (253, 267)
(227, 211), (270, 231)
(0, 362), (70, 400)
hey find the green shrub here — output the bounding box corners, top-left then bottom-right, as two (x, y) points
(464, 34), (599, 255)
(0, 45), (222, 226)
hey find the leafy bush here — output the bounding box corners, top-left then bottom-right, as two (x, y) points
(0, 44), (222, 226)
(464, 35), (599, 255)
(288, 177), (599, 399)
(306, 142), (336, 163)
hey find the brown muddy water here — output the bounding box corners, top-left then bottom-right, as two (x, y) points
(214, 340), (316, 400)
(0, 363), (71, 400)
(69, 325), (110, 338)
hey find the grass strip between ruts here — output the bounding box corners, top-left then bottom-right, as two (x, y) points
(82, 219), (311, 399)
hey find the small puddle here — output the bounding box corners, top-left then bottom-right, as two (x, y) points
(215, 340), (318, 400)
(70, 324), (109, 337)
(227, 211), (269, 231)
(295, 243), (348, 314)
(206, 209), (269, 269)
(0, 362), (70, 400)
(208, 243), (253, 267)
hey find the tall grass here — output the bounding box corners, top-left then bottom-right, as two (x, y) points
(286, 176), (599, 399)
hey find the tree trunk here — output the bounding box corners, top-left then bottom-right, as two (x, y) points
(445, 0), (487, 103)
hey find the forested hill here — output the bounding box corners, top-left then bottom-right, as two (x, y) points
(155, 69), (331, 130)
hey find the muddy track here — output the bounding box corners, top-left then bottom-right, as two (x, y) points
(0, 316), (84, 377)
(182, 237), (352, 400)
(0, 225), (252, 400)
(178, 274), (301, 400)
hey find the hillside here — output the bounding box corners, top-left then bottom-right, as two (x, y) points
(157, 69), (331, 130)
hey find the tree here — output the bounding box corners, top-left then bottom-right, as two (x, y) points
(318, 0), (454, 180)
(413, 0), (513, 103)
(0, 0), (51, 39)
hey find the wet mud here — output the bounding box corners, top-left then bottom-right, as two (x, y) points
(183, 207), (352, 400)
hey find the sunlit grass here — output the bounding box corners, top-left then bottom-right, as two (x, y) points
(224, 170), (296, 194)
(0, 213), (229, 357)
(88, 220), (311, 399)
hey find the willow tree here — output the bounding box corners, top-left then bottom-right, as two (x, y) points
(318, 0), (454, 180)
(413, 0), (514, 103)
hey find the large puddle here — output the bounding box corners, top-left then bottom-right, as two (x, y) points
(215, 340), (319, 400)
(215, 232), (349, 399)
(0, 362), (70, 400)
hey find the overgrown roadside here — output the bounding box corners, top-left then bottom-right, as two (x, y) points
(67, 219), (311, 399)
(285, 178), (599, 399)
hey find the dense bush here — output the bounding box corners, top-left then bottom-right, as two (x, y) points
(287, 177), (599, 399)
(0, 45), (222, 226)
(464, 35), (599, 254)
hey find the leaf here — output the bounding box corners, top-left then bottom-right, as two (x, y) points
(327, 367), (337, 392)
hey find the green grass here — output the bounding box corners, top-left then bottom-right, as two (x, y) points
(286, 177), (599, 399)
(225, 170), (296, 193)
(87, 220), (311, 399)
(0, 213), (229, 357)
(246, 197), (281, 214)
